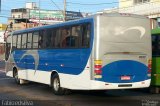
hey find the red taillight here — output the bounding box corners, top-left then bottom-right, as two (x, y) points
(94, 60), (102, 75)
(148, 59), (152, 73)
(94, 65), (102, 68)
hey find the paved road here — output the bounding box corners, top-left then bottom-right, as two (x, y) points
(0, 70), (160, 106)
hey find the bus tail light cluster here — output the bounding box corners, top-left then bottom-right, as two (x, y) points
(148, 59), (152, 73)
(94, 60), (102, 76)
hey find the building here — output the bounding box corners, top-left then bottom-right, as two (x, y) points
(9, 2), (88, 31)
(119, 0), (160, 29)
(0, 24), (7, 61)
(119, 0), (160, 17)
(101, 0), (160, 29)
(0, 24), (7, 43)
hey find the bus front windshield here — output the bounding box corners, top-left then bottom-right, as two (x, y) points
(152, 34), (160, 56)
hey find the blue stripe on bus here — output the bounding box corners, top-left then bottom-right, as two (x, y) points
(96, 60), (149, 83)
(14, 49), (90, 75)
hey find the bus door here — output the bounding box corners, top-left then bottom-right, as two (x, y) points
(5, 43), (11, 61)
(5, 35), (12, 61)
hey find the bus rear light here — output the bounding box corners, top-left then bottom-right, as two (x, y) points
(94, 75), (102, 79)
(94, 69), (102, 74)
(94, 60), (102, 65)
(147, 74), (151, 77)
(94, 65), (102, 69)
(148, 69), (152, 73)
(94, 60), (102, 75)
(148, 59), (152, 73)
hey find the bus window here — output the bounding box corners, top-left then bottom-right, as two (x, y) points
(21, 33), (27, 49)
(38, 31), (43, 48)
(55, 29), (61, 48)
(5, 35), (11, 61)
(33, 32), (39, 49)
(60, 28), (71, 48)
(41, 29), (51, 48)
(27, 33), (33, 49)
(71, 26), (81, 48)
(17, 34), (22, 49)
(12, 35), (17, 49)
(46, 29), (52, 48)
(81, 24), (90, 48)
(50, 29), (56, 48)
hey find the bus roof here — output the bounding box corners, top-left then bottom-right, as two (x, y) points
(12, 16), (94, 35)
(12, 13), (148, 35)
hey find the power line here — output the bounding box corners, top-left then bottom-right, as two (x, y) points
(0, 0), (160, 16)
(66, 1), (119, 6)
(66, 0), (138, 6)
(0, 9), (11, 12)
(0, 0), (1, 12)
(0, 15), (10, 18)
(50, 0), (65, 21)
(50, 0), (63, 12)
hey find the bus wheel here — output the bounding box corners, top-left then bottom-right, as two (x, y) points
(14, 69), (20, 84)
(51, 74), (65, 95)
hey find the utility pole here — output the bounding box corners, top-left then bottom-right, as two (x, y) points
(0, 0), (1, 12)
(64, 0), (66, 22)
(39, 0), (41, 26)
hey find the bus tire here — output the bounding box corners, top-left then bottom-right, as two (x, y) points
(13, 68), (20, 84)
(51, 73), (66, 95)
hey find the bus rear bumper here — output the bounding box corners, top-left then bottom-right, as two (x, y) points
(90, 79), (151, 90)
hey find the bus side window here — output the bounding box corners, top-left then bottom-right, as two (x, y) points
(46, 29), (52, 48)
(39, 31), (43, 48)
(27, 33), (33, 49)
(42, 29), (51, 48)
(71, 26), (81, 48)
(12, 35), (17, 49)
(21, 33), (27, 49)
(55, 29), (61, 48)
(81, 24), (90, 48)
(60, 28), (71, 48)
(50, 29), (56, 48)
(5, 35), (11, 60)
(17, 34), (22, 49)
(33, 32), (39, 49)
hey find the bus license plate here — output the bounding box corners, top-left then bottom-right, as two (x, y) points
(121, 76), (131, 80)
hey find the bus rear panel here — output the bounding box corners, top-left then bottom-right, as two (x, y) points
(91, 14), (151, 89)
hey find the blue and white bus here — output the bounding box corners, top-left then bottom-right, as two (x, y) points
(5, 13), (151, 95)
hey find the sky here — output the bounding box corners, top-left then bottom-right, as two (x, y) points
(0, 0), (118, 24)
